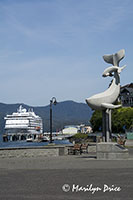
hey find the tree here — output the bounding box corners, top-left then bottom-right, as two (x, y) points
(90, 110), (102, 132)
(112, 107), (133, 133)
(90, 107), (133, 133)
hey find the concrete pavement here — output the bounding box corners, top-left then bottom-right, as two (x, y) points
(0, 148), (133, 200)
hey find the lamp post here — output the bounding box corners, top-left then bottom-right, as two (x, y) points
(50, 97), (57, 143)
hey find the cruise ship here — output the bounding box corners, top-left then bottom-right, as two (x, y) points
(4, 105), (43, 141)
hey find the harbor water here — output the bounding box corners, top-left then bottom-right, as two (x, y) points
(0, 135), (71, 149)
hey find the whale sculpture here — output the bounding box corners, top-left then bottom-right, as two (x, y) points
(86, 49), (126, 110)
(86, 49), (126, 142)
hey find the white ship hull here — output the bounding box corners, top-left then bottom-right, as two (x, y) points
(4, 105), (43, 142)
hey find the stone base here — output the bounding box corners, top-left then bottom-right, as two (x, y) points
(96, 142), (129, 160)
(0, 146), (68, 158)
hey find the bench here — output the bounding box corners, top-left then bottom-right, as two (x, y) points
(81, 143), (88, 154)
(117, 139), (126, 147)
(68, 144), (82, 155)
(68, 143), (88, 155)
(117, 137), (126, 147)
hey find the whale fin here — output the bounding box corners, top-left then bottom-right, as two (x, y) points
(103, 49), (125, 66)
(118, 65), (126, 74)
(101, 103), (121, 109)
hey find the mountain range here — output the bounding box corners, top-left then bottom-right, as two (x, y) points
(0, 101), (92, 135)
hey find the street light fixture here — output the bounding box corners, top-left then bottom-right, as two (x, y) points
(50, 97), (57, 143)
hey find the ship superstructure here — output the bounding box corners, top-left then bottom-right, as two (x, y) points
(4, 105), (43, 141)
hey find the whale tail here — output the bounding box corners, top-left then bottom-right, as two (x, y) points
(103, 49), (125, 66)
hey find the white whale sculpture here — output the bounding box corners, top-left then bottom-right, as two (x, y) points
(86, 49), (126, 110)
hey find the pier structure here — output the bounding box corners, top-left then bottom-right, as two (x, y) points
(3, 133), (42, 142)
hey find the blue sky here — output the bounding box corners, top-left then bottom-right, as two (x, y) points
(0, 0), (132, 106)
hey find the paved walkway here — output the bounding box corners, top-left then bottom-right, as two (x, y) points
(0, 148), (133, 200)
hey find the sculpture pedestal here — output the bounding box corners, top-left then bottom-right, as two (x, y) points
(102, 109), (112, 142)
(96, 142), (129, 160)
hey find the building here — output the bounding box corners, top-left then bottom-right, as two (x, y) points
(80, 125), (93, 134)
(61, 124), (92, 135)
(62, 125), (79, 135)
(3, 105), (43, 141)
(119, 83), (133, 107)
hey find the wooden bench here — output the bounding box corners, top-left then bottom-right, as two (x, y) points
(68, 144), (82, 155)
(117, 137), (126, 146)
(68, 143), (88, 155)
(117, 139), (126, 147)
(81, 143), (88, 154)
